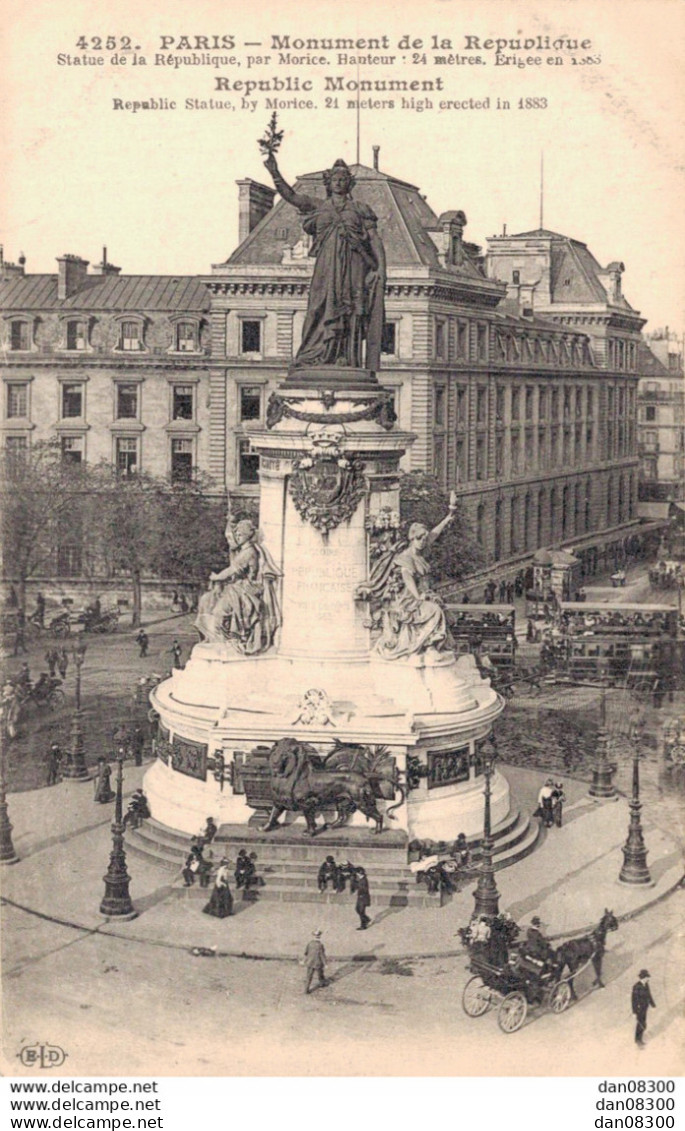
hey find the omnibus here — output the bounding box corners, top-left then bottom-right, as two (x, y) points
(558, 602), (680, 685)
(444, 604), (517, 669)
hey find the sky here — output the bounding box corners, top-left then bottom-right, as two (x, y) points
(2, 0), (684, 335)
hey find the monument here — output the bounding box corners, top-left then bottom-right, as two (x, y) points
(144, 123), (508, 852)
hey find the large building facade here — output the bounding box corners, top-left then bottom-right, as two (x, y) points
(1, 156), (648, 584)
(637, 332), (685, 505)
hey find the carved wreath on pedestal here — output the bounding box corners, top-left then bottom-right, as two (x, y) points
(289, 445), (365, 535)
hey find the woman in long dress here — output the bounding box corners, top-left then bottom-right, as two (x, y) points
(93, 756), (115, 803)
(202, 858), (233, 919)
(263, 153), (386, 372)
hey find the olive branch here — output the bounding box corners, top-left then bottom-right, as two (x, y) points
(257, 112), (284, 157)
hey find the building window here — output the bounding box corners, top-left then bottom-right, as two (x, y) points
(525, 387), (534, 420)
(456, 438), (467, 482)
(476, 387), (487, 424)
(512, 269), (520, 285)
(172, 385), (194, 421)
(241, 320), (261, 354)
(551, 389), (559, 420)
(57, 545), (82, 577)
(644, 405), (656, 422)
(476, 324), (487, 361)
(511, 388), (520, 421)
(240, 386), (262, 422)
(525, 430), (534, 471)
(642, 430), (658, 451)
(61, 383), (83, 419)
(10, 321), (31, 351)
(238, 439), (260, 485)
(6, 383), (28, 418)
(176, 322), (198, 352)
(433, 437), (445, 484)
(4, 435), (28, 461)
(434, 385), (445, 426)
(116, 437), (138, 476)
(510, 496), (518, 554)
(496, 386), (505, 422)
(524, 494), (532, 550)
(116, 383), (139, 420)
(61, 436), (83, 465)
(120, 321), (142, 351)
(435, 319), (447, 360)
(587, 389), (594, 417)
(476, 437), (486, 480)
(494, 500), (503, 561)
(456, 386), (467, 424)
(538, 490), (545, 543)
(171, 438), (193, 484)
(538, 390), (546, 421)
(476, 503), (486, 546)
(456, 321), (468, 359)
(381, 322), (397, 355)
(495, 434), (504, 477)
(511, 432), (520, 475)
(66, 320), (87, 350)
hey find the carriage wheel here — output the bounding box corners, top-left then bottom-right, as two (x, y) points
(550, 981), (572, 1013)
(48, 689), (66, 710)
(498, 991), (528, 1033)
(462, 976), (491, 1017)
(52, 621), (70, 638)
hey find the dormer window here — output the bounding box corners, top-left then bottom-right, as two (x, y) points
(176, 321), (198, 352)
(10, 320), (31, 351)
(120, 320), (142, 351)
(66, 320), (87, 350)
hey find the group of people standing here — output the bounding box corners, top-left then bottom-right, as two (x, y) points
(536, 779), (565, 829)
(317, 855), (372, 930)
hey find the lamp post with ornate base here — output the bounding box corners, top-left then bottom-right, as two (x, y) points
(589, 687), (617, 799)
(472, 737), (500, 920)
(100, 755), (137, 919)
(618, 747), (652, 886)
(62, 640), (89, 781)
(0, 724), (19, 865)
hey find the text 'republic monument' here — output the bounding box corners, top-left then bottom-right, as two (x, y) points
(145, 123), (508, 855)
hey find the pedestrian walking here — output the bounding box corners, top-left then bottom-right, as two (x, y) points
(57, 648), (69, 680)
(632, 969), (656, 1048)
(34, 592), (46, 627)
(303, 929), (328, 994)
(135, 628), (149, 658)
(93, 756), (115, 803)
(352, 866), (371, 930)
(171, 639), (183, 669)
(131, 724), (145, 767)
(45, 649), (58, 678)
(45, 742), (63, 787)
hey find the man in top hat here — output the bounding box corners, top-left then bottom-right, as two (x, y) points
(631, 969), (656, 1047)
(522, 916), (551, 962)
(303, 929), (328, 994)
(45, 741), (63, 787)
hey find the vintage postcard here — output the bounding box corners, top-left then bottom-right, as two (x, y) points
(1, 0), (683, 1087)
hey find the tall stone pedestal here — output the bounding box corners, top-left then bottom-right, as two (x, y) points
(146, 372), (508, 854)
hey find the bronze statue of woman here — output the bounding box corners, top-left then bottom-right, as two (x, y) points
(263, 152), (386, 372)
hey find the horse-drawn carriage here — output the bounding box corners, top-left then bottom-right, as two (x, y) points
(461, 909), (618, 1033)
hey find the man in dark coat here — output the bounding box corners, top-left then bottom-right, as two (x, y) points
(317, 855), (340, 893)
(135, 628), (149, 658)
(352, 867), (371, 930)
(45, 742), (63, 787)
(303, 929), (328, 994)
(632, 969), (656, 1047)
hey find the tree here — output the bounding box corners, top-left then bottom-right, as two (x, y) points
(399, 470), (485, 581)
(151, 475), (228, 589)
(85, 466), (166, 628)
(0, 440), (92, 609)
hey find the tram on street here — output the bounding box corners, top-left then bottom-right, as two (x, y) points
(558, 602), (680, 686)
(444, 604), (517, 669)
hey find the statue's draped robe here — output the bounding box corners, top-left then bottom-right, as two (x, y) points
(290, 194), (385, 371)
(195, 542), (280, 653)
(374, 546), (451, 659)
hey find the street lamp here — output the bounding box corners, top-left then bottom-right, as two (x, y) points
(100, 752), (137, 918)
(618, 714), (652, 885)
(62, 639), (89, 781)
(472, 733), (501, 919)
(589, 686), (617, 799)
(0, 715), (19, 864)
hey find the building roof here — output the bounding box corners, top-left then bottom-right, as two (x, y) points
(0, 273), (210, 311)
(637, 341), (671, 378)
(224, 163), (484, 277)
(493, 228), (637, 312)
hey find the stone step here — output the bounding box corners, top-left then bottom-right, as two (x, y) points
(172, 881), (442, 910)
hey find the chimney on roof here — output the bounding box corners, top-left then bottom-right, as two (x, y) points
(372, 145), (380, 170)
(92, 245), (121, 276)
(236, 179), (276, 244)
(57, 254), (89, 299)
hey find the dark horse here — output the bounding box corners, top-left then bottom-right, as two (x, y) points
(554, 909), (619, 999)
(262, 738), (404, 836)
